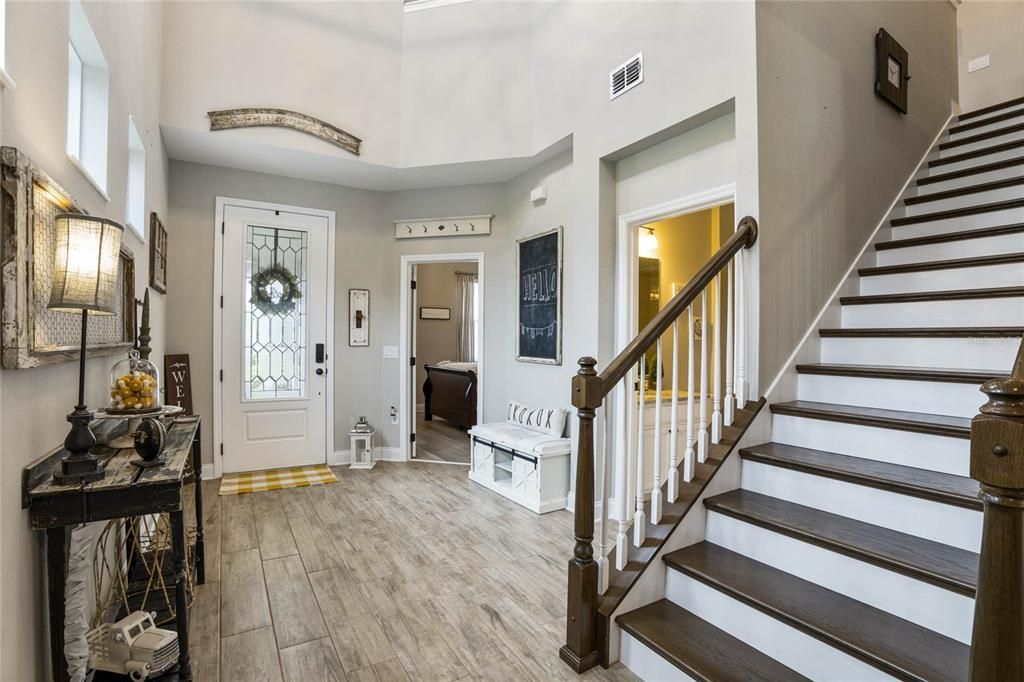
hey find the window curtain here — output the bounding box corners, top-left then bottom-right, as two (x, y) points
(455, 271), (478, 362)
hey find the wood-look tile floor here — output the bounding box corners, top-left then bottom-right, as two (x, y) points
(194, 462), (639, 682)
(414, 417), (471, 465)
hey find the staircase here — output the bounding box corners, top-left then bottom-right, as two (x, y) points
(567, 96), (1024, 681)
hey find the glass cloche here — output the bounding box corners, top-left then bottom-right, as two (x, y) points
(108, 350), (161, 413)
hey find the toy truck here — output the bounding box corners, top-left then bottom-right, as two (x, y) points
(87, 611), (179, 681)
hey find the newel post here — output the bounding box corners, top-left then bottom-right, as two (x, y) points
(560, 356), (603, 673)
(969, 337), (1024, 681)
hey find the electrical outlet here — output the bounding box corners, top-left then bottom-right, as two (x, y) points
(968, 54), (990, 73)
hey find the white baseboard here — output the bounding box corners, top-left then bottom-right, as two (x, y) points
(202, 463), (216, 480)
(332, 446), (404, 466)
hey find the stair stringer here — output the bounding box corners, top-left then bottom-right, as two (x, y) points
(608, 108), (959, 669)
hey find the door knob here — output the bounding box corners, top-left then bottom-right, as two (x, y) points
(316, 368), (325, 376)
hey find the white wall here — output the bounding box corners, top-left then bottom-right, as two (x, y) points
(0, 1), (168, 679)
(957, 0), (1024, 111)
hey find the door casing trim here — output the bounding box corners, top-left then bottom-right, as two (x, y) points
(399, 252), (485, 463)
(213, 196), (337, 480)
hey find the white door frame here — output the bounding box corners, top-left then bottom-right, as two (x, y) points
(615, 183), (737, 356)
(399, 252), (485, 462)
(212, 196), (337, 480)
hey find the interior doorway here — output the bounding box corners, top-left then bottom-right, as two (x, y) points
(399, 253), (485, 464)
(214, 197), (336, 477)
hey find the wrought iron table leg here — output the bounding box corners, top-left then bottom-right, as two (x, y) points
(46, 527), (71, 682)
(171, 509), (192, 680)
(191, 423), (205, 585)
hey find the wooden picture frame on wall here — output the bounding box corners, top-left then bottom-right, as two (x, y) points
(875, 28), (909, 114)
(349, 288), (370, 347)
(0, 146), (136, 369)
(149, 212), (168, 294)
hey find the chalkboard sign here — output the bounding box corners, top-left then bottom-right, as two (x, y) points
(516, 226), (563, 364)
(165, 354), (194, 415)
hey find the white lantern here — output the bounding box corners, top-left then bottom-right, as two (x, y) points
(349, 419), (375, 470)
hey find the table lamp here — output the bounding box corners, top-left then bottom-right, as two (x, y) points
(48, 213), (124, 484)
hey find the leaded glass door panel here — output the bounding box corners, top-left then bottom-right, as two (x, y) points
(221, 203), (330, 474)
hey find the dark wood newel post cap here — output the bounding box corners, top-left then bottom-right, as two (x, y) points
(971, 339), (1024, 487)
(572, 357), (603, 410)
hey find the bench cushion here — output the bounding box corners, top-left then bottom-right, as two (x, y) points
(470, 422), (571, 457)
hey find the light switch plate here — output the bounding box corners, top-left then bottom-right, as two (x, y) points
(382, 345), (398, 359)
(968, 54), (990, 73)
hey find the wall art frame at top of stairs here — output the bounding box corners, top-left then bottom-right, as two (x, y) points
(0, 146), (136, 369)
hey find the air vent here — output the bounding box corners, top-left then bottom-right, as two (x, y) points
(610, 53), (643, 100)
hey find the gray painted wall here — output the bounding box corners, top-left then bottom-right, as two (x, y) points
(754, 0), (958, 388)
(0, 2), (168, 678)
(957, 0), (1024, 112)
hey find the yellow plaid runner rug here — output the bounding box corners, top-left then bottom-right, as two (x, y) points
(219, 464), (338, 496)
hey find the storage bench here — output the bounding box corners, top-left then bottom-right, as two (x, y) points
(468, 413), (571, 514)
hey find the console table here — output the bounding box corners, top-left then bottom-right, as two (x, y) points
(22, 416), (204, 682)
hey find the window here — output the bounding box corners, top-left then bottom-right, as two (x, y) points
(66, 0), (109, 197)
(126, 118), (145, 237)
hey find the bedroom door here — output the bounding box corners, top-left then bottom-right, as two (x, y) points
(220, 202), (332, 474)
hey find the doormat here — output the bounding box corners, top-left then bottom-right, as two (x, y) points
(219, 464), (338, 496)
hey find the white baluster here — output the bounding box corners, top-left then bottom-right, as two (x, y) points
(684, 303), (696, 482)
(724, 259), (735, 426)
(597, 402), (611, 593)
(614, 379), (629, 571)
(711, 273), (723, 444)
(736, 249), (747, 409)
(697, 289), (709, 462)
(652, 339), (663, 523)
(634, 356), (646, 546)
(668, 306), (680, 501)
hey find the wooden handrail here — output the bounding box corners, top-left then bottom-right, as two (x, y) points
(560, 216), (758, 673)
(598, 216), (758, 393)
(969, 335), (1024, 681)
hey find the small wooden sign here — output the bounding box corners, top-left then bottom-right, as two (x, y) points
(165, 354), (193, 415)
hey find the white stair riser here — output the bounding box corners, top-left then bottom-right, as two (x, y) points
(891, 206), (1024, 239)
(771, 414), (968, 476)
(932, 145), (1024, 174)
(797, 373), (983, 419)
(706, 512), (975, 643)
(939, 129), (1024, 158)
(620, 632), (699, 682)
(950, 113), (1024, 140)
(918, 165), (1024, 195)
(905, 186), (1024, 216)
(739, 461), (982, 552)
(859, 262), (1024, 295)
(841, 296), (1024, 328)
(820, 336), (1020, 373)
(875, 232), (1024, 265)
(663, 569), (892, 681)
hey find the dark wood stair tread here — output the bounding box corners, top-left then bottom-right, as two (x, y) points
(929, 138), (1024, 168)
(876, 222), (1024, 250)
(958, 95), (1024, 122)
(890, 198), (1024, 227)
(795, 363), (997, 384)
(840, 286), (1024, 305)
(906, 175), (1024, 205)
(704, 489), (978, 595)
(616, 599), (810, 682)
(918, 156), (1024, 186)
(859, 251), (1024, 276)
(663, 542), (971, 681)
(939, 120), (1024, 151)
(770, 400), (971, 439)
(741, 442), (981, 509)
(950, 107), (1024, 135)
(819, 326), (1024, 338)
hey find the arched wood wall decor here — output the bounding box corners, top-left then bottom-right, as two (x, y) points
(207, 108), (362, 156)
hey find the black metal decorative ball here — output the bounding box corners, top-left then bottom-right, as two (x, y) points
(133, 418), (167, 462)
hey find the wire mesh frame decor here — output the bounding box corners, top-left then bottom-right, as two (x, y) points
(0, 147), (136, 369)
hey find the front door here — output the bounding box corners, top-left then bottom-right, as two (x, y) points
(221, 203), (330, 473)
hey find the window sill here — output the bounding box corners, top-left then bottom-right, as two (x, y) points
(125, 220), (146, 241)
(67, 153), (110, 202)
(0, 67), (16, 90)
(404, 0), (476, 12)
